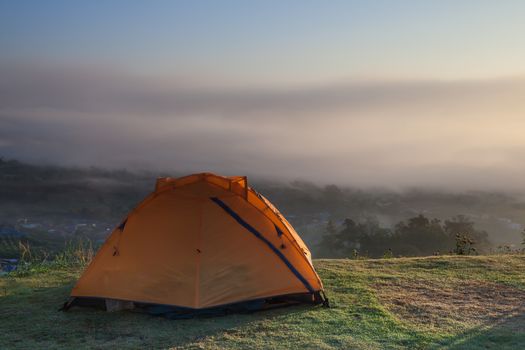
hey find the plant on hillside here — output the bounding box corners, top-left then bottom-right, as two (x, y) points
(518, 229), (525, 253)
(453, 233), (476, 255)
(494, 245), (513, 254)
(316, 214), (491, 258)
(18, 240), (32, 262)
(444, 215), (490, 252)
(54, 239), (95, 267)
(382, 249), (393, 259)
(317, 220), (341, 257)
(9, 238), (95, 277)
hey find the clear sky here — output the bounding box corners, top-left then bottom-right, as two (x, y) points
(3, 1), (525, 82)
(1, 1), (525, 189)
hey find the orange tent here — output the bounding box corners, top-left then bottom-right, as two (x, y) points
(64, 173), (326, 316)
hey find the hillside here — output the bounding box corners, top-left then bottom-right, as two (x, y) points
(1, 158), (525, 259)
(1, 255), (524, 349)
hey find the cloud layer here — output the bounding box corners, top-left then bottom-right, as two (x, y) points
(2, 62), (525, 190)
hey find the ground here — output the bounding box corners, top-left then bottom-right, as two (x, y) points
(1, 255), (524, 349)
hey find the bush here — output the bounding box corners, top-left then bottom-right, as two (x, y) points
(317, 214), (491, 258)
(9, 239), (95, 277)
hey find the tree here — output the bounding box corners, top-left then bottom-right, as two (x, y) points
(326, 220), (337, 235)
(338, 219), (361, 249)
(392, 214), (451, 256)
(444, 215), (490, 253)
(317, 217), (392, 258)
(316, 214), (491, 258)
(317, 220), (342, 258)
(354, 217), (391, 257)
(453, 233), (476, 255)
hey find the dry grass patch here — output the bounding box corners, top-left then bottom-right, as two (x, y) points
(375, 277), (525, 331)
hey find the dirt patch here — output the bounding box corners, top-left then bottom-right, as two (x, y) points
(374, 278), (525, 331)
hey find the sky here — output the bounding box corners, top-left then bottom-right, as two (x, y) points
(1, 1), (525, 189)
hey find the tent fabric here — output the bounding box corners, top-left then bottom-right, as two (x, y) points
(68, 173), (324, 311)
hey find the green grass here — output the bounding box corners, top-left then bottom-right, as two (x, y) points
(1, 255), (524, 349)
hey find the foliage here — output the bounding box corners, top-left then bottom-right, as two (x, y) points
(453, 233), (476, 255)
(8, 239), (95, 277)
(382, 249), (393, 259)
(317, 214), (491, 258)
(2, 157), (525, 256)
(53, 239), (95, 267)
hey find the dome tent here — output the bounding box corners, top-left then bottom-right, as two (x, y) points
(63, 173), (326, 317)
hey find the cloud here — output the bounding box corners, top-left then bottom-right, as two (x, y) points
(1, 62), (525, 190)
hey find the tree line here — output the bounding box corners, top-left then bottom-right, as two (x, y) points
(317, 214), (491, 258)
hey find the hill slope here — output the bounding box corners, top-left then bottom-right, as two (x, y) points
(2, 158), (524, 253)
(1, 255), (524, 349)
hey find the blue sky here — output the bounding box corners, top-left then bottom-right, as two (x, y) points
(3, 1), (525, 82)
(1, 1), (525, 188)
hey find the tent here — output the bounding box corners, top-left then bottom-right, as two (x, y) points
(64, 173), (326, 316)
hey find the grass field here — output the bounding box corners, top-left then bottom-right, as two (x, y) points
(1, 255), (524, 349)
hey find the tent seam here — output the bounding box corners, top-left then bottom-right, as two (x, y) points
(210, 197), (316, 294)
